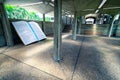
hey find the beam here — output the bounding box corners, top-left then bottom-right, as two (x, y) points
(18, 2), (43, 7)
(44, 10), (54, 14)
(0, 2), (13, 46)
(72, 12), (77, 40)
(53, 0), (62, 61)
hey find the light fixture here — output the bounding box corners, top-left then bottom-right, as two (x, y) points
(51, 0), (54, 2)
(18, 2), (43, 7)
(98, 0), (107, 9)
(95, 10), (99, 13)
(49, 3), (54, 7)
(68, 15), (71, 17)
(103, 7), (120, 10)
(65, 11), (70, 14)
(82, 9), (94, 11)
(94, 0), (107, 13)
(114, 14), (120, 20)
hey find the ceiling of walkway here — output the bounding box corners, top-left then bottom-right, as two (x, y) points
(4, 0), (120, 16)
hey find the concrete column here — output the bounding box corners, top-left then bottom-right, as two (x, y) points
(53, 0), (62, 61)
(43, 14), (45, 32)
(66, 16), (67, 24)
(72, 12), (77, 40)
(78, 17), (81, 34)
(0, 2), (13, 46)
(70, 15), (72, 25)
(108, 19), (114, 37)
(108, 14), (119, 37)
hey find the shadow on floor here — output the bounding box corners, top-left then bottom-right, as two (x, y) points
(73, 37), (117, 80)
(0, 35), (120, 80)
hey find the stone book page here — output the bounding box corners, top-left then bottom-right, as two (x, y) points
(12, 21), (38, 45)
(28, 21), (47, 40)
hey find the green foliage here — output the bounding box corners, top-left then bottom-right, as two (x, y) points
(5, 4), (53, 22)
(45, 17), (51, 21)
(5, 4), (42, 21)
(5, 4), (28, 19)
(28, 12), (42, 21)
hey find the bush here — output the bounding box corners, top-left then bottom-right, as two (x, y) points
(5, 4), (42, 21)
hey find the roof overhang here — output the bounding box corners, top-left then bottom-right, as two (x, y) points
(4, 0), (120, 16)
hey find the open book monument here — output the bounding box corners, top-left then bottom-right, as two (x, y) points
(12, 21), (47, 45)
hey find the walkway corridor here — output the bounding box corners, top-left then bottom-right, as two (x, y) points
(0, 34), (120, 80)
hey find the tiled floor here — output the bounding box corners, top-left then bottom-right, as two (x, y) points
(0, 34), (120, 80)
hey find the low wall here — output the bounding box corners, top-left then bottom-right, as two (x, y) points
(80, 24), (110, 36)
(44, 22), (54, 35)
(44, 22), (65, 35)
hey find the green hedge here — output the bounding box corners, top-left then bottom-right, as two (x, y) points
(5, 4), (43, 21)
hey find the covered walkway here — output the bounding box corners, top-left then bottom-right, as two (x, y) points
(0, 0), (120, 80)
(0, 34), (120, 80)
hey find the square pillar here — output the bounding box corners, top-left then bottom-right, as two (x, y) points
(72, 12), (77, 40)
(0, 2), (13, 46)
(70, 15), (72, 25)
(78, 17), (81, 34)
(66, 16), (67, 24)
(53, 0), (62, 61)
(108, 14), (120, 37)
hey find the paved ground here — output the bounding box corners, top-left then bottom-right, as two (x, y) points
(0, 34), (120, 80)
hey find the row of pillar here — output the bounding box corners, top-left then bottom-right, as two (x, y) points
(53, 0), (119, 61)
(53, 0), (81, 61)
(40, 1), (119, 62)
